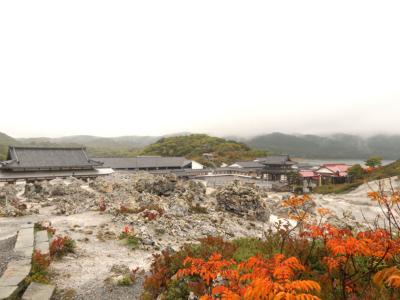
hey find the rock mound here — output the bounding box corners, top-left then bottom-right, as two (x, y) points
(215, 181), (270, 222)
(0, 183), (28, 216)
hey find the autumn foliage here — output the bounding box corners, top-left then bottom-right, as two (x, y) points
(29, 250), (52, 284)
(50, 235), (76, 258)
(177, 253), (321, 300)
(142, 186), (400, 300)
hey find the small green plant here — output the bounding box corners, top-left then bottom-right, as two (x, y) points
(117, 275), (132, 286)
(112, 267), (139, 286)
(232, 237), (269, 262)
(126, 235), (139, 248)
(165, 279), (190, 300)
(119, 225), (139, 249)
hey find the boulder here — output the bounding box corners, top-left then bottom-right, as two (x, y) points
(215, 181), (270, 222)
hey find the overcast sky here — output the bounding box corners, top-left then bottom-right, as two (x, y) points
(1, 1), (400, 138)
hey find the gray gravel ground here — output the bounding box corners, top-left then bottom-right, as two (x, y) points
(0, 235), (18, 277)
(52, 275), (145, 300)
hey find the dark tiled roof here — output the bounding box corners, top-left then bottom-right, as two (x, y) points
(94, 156), (193, 169)
(256, 155), (296, 165)
(0, 146), (102, 170)
(231, 161), (264, 168)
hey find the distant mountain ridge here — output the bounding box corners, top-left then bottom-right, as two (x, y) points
(244, 133), (400, 159)
(1, 131), (400, 160)
(18, 135), (160, 149)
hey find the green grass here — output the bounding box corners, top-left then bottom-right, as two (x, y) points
(232, 238), (269, 262)
(367, 160), (400, 180)
(119, 232), (140, 249)
(313, 181), (362, 194)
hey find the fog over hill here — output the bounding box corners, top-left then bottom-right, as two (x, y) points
(18, 135), (160, 150)
(244, 133), (400, 159)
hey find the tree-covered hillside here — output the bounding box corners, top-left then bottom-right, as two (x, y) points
(141, 134), (268, 166)
(0, 132), (17, 160)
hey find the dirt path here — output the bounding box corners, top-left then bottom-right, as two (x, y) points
(0, 209), (154, 300)
(48, 212), (154, 300)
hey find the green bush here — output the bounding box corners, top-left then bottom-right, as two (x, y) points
(165, 279), (190, 300)
(117, 275), (133, 286)
(119, 232), (140, 249)
(232, 238), (269, 262)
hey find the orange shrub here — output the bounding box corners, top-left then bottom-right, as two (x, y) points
(177, 253), (321, 300)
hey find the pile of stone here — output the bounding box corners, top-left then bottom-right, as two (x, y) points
(51, 189), (97, 215)
(25, 177), (85, 199)
(24, 181), (50, 200)
(23, 178), (98, 215)
(215, 180), (270, 222)
(133, 173), (178, 196)
(91, 173), (205, 198)
(325, 209), (362, 229)
(111, 205), (267, 250)
(90, 173), (139, 196)
(89, 173), (208, 218)
(262, 193), (317, 218)
(0, 183), (29, 217)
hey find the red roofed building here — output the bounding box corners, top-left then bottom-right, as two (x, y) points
(315, 163), (350, 184)
(299, 170), (317, 178)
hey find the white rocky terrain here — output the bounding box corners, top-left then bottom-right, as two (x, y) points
(313, 176), (400, 227)
(0, 173), (398, 299)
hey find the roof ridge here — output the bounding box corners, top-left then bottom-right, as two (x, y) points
(9, 145), (87, 150)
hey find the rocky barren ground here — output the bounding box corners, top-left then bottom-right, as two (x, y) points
(0, 173), (398, 299)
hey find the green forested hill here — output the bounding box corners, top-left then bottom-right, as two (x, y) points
(141, 134), (268, 166)
(0, 132), (18, 160)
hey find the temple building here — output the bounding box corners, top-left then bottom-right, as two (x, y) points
(256, 155), (297, 181)
(0, 146), (113, 182)
(94, 156), (203, 171)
